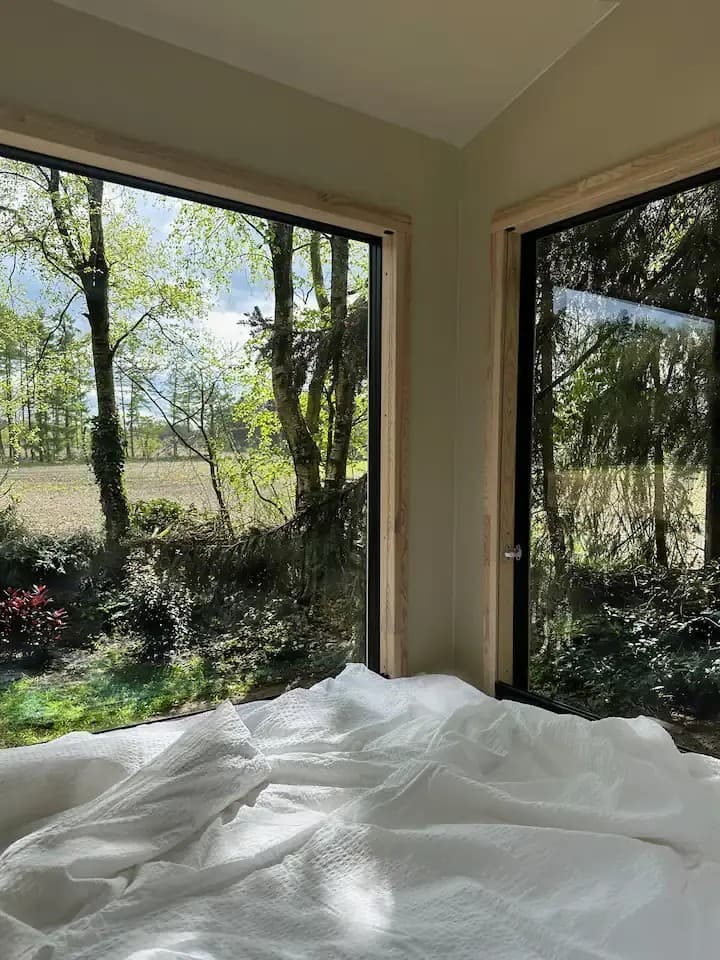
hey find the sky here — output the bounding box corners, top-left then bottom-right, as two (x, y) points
(1, 178), (276, 351)
(134, 192), (274, 348)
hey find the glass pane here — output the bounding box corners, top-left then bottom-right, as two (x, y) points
(0, 156), (373, 746)
(528, 179), (720, 756)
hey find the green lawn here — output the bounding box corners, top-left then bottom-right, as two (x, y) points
(0, 643), (250, 747)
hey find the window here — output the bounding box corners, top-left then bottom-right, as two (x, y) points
(513, 169), (720, 757)
(0, 144), (384, 746)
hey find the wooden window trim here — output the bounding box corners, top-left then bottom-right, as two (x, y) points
(486, 123), (720, 694)
(0, 103), (409, 678)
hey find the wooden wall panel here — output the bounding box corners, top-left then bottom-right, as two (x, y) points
(493, 124), (720, 235)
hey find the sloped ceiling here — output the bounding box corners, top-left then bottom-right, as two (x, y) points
(52, 0), (619, 145)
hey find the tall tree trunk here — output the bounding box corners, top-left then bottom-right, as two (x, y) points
(706, 315), (720, 561)
(207, 449), (232, 535)
(170, 369), (180, 458)
(83, 179), (130, 544)
(325, 238), (355, 489)
(47, 172), (129, 542)
(128, 376), (136, 459)
(64, 403), (72, 460)
(537, 264), (567, 583)
(23, 345), (34, 461)
(650, 348), (669, 566)
(4, 354), (15, 461)
(86, 288), (129, 543)
(305, 231), (334, 438)
(652, 437), (669, 566)
(324, 394), (336, 478)
(267, 222), (322, 509)
(52, 404), (61, 461)
(37, 409), (47, 462)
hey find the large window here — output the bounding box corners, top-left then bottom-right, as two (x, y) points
(0, 146), (381, 746)
(515, 170), (720, 757)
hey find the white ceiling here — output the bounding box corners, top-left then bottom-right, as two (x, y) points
(52, 0), (618, 146)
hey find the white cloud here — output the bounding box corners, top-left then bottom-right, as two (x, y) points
(202, 310), (253, 346)
(202, 295), (274, 347)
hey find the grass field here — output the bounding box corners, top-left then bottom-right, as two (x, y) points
(3, 459), (291, 534)
(552, 464), (707, 563)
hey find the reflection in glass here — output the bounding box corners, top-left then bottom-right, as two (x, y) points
(529, 182), (720, 756)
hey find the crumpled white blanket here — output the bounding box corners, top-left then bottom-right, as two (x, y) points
(1, 665), (720, 960)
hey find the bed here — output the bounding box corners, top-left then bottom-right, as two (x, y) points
(1, 665), (719, 959)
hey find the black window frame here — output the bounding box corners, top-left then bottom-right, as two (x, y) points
(0, 141), (382, 678)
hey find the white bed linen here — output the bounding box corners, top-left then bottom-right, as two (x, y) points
(1, 665), (719, 959)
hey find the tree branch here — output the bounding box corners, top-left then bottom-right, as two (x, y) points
(27, 290), (82, 381)
(115, 362), (211, 464)
(46, 169), (84, 272)
(240, 215), (269, 244)
(110, 306), (160, 359)
(248, 467), (289, 522)
(537, 326), (622, 400)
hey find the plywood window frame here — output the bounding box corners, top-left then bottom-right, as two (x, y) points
(487, 124), (720, 695)
(0, 104), (410, 678)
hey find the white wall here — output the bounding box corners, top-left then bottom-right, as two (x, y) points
(455, 0), (720, 683)
(0, 0), (460, 673)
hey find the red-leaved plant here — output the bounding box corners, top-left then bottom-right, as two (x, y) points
(0, 585), (68, 659)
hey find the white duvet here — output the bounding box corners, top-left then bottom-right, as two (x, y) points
(1, 666), (720, 960)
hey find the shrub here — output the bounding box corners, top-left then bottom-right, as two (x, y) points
(0, 585), (68, 662)
(129, 498), (189, 536)
(654, 649), (720, 720)
(0, 531), (102, 588)
(533, 562), (720, 721)
(112, 553), (193, 662)
(0, 502), (26, 541)
(202, 590), (354, 688)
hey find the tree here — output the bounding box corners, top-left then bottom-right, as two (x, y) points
(252, 222), (368, 508)
(118, 324), (240, 533)
(535, 259), (568, 584)
(267, 222), (323, 508)
(0, 162), (206, 541)
(534, 191), (720, 573)
(171, 205), (370, 527)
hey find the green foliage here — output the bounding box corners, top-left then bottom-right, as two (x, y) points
(164, 476), (368, 598)
(129, 498), (190, 535)
(110, 552), (193, 662)
(0, 501), (26, 541)
(0, 529), (102, 588)
(532, 563), (720, 720)
(201, 590), (357, 690)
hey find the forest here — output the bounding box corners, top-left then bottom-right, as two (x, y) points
(530, 177), (720, 756)
(0, 156), (370, 746)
